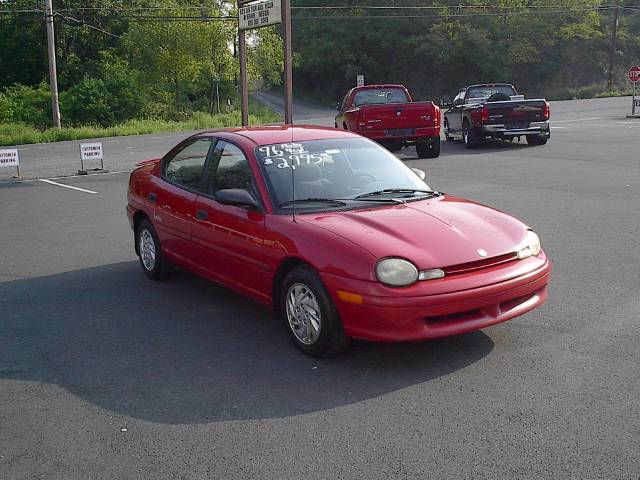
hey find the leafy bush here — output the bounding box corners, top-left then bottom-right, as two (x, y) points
(2, 83), (52, 128)
(60, 59), (146, 127)
(0, 93), (15, 124)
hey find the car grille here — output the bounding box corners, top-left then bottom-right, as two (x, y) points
(443, 252), (518, 276)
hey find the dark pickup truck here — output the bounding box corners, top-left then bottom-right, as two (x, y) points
(442, 84), (550, 148)
(335, 84), (441, 158)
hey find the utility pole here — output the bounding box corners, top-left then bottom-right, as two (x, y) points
(282, 0), (293, 124)
(44, 0), (61, 128)
(607, 4), (620, 91)
(238, 29), (249, 126)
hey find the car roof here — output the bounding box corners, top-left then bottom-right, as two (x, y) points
(198, 124), (361, 145)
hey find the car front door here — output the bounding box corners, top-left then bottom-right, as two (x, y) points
(150, 137), (213, 266)
(447, 90), (466, 133)
(191, 140), (270, 302)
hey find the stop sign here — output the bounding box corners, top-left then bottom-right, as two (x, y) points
(629, 66), (640, 83)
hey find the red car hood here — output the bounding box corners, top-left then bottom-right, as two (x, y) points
(299, 195), (529, 270)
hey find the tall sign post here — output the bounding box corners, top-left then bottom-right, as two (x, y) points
(238, 0), (289, 125)
(282, 0), (293, 124)
(628, 66), (640, 118)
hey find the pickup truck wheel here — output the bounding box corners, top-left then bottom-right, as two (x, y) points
(416, 141), (429, 158)
(463, 122), (478, 149)
(281, 266), (351, 357)
(424, 136), (441, 158)
(136, 219), (171, 280)
(526, 134), (548, 146)
(381, 141), (402, 153)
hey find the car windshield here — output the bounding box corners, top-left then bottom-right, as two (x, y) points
(255, 137), (434, 213)
(466, 85), (516, 100)
(353, 88), (409, 106)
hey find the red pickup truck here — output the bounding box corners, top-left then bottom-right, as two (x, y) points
(335, 84), (441, 158)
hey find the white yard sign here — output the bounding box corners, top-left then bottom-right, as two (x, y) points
(0, 148), (19, 168)
(80, 143), (103, 162)
(357, 75), (365, 87)
(239, 0), (282, 31)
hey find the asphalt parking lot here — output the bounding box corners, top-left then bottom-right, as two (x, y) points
(1, 97), (639, 479)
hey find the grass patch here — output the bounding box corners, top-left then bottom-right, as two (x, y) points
(547, 84), (634, 101)
(0, 109), (282, 147)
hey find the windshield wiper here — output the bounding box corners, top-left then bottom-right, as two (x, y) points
(278, 198), (348, 208)
(355, 188), (440, 199)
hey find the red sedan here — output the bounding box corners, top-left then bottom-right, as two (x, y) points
(127, 125), (551, 356)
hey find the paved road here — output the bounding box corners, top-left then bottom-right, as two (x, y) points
(1, 96), (639, 479)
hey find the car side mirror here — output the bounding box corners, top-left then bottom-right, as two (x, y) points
(439, 96), (452, 108)
(216, 189), (258, 209)
(411, 168), (426, 181)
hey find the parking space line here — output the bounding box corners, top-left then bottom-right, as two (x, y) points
(553, 117), (603, 123)
(39, 178), (98, 194)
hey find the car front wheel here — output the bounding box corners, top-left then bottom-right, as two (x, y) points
(281, 266), (351, 357)
(136, 219), (171, 280)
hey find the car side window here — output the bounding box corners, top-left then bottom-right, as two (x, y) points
(206, 141), (254, 195)
(164, 139), (212, 191)
(453, 91), (465, 106)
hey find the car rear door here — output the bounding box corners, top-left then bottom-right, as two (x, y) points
(150, 138), (213, 265)
(191, 140), (270, 302)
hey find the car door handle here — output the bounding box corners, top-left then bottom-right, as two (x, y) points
(195, 209), (208, 221)
(148, 192), (157, 203)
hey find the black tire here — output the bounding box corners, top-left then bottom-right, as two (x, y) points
(416, 141), (429, 158)
(526, 134), (548, 146)
(426, 136), (440, 158)
(381, 141), (402, 153)
(281, 265), (351, 357)
(136, 219), (171, 280)
(463, 121), (480, 149)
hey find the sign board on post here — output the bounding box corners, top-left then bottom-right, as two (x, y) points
(629, 66), (640, 117)
(0, 148), (20, 179)
(239, 0), (282, 31)
(79, 142), (105, 174)
(357, 75), (365, 87)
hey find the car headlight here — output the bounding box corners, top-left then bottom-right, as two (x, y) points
(375, 258), (419, 287)
(517, 230), (542, 260)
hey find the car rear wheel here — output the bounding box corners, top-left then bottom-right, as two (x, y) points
(463, 122), (479, 149)
(136, 219), (171, 280)
(281, 266), (351, 357)
(526, 134), (548, 146)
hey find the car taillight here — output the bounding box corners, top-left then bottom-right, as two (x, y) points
(543, 101), (550, 120)
(471, 105), (489, 126)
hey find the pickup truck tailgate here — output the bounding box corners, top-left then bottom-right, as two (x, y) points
(360, 102), (437, 132)
(487, 100), (547, 127)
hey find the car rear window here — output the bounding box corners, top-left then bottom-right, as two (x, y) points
(466, 85), (516, 100)
(353, 88), (409, 107)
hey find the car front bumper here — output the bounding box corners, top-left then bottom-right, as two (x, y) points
(322, 255), (551, 342)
